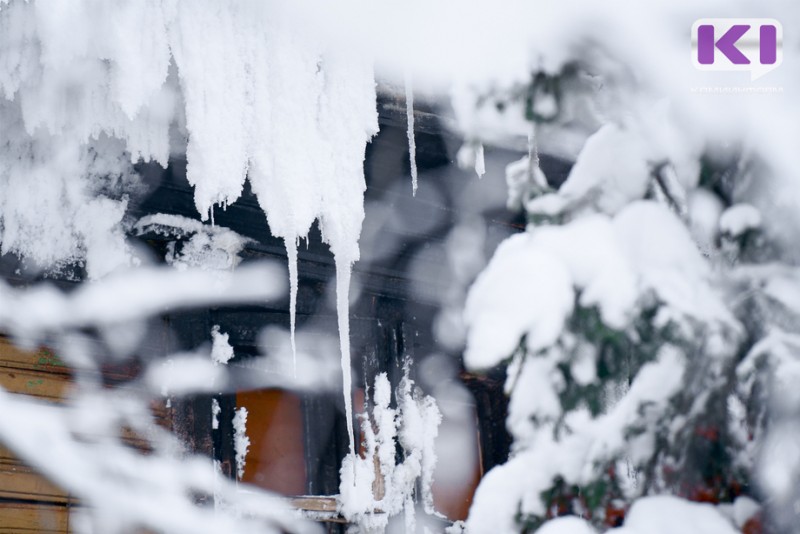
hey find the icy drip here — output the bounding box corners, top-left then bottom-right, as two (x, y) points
(286, 238), (298, 377)
(405, 73), (418, 195)
(528, 123), (539, 178)
(336, 259), (356, 468)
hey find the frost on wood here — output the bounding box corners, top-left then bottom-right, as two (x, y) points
(233, 406), (250, 481)
(338, 371), (442, 531)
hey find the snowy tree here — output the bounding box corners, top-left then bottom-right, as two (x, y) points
(458, 13), (800, 534)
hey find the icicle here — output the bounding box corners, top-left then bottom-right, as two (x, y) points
(210, 205), (215, 227)
(527, 122), (544, 186)
(475, 143), (485, 178)
(405, 72), (418, 195)
(285, 238), (298, 378)
(336, 258), (356, 476)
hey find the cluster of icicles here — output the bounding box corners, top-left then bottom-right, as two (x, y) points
(0, 0), (420, 460)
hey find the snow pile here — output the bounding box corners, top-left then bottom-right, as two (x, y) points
(233, 406), (250, 481)
(135, 214), (252, 271)
(464, 201), (732, 370)
(339, 371), (442, 531)
(526, 125), (650, 217)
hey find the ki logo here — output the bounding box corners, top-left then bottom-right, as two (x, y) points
(692, 18), (783, 81)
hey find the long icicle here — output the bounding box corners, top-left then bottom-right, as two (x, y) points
(405, 71), (418, 196)
(286, 238), (298, 378)
(336, 257), (356, 478)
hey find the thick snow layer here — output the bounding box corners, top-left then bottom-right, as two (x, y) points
(528, 125), (650, 216)
(613, 201), (734, 326)
(0, 0), (176, 276)
(463, 233), (574, 369)
(621, 496), (738, 534)
(465, 201), (733, 370)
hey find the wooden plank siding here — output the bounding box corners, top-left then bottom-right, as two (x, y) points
(0, 338), (172, 532)
(0, 502), (71, 533)
(0, 340), (73, 533)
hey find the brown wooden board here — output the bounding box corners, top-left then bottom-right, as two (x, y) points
(0, 502), (70, 533)
(0, 458), (71, 504)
